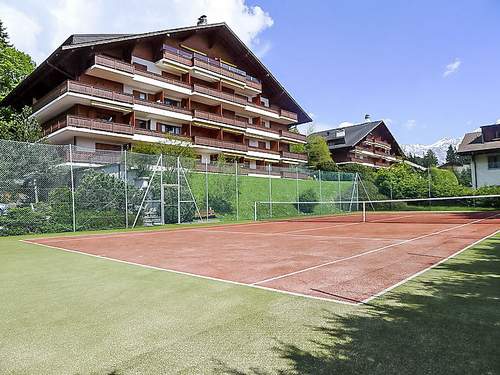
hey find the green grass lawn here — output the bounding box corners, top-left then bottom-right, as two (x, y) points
(0, 229), (499, 374)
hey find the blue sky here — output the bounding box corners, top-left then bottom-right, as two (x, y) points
(1, 0), (499, 144)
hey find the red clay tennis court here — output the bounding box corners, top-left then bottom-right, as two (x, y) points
(26, 210), (500, 305)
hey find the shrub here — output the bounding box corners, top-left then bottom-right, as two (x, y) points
(297, 189), (318, 213)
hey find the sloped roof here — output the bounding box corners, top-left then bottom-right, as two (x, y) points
(312, 120), (404, 155)
(457, 131), (500, 154)
(2, 23), (311, 124)
(313, 121), (381, 148)
(65, 34), (133, 46)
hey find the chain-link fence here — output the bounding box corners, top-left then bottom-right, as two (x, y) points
(0, 138), (355, 236)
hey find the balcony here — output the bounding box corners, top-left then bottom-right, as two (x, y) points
(161, 45), (194, 66)
(248, 146), (280, 155)
(247, 123), (280, 134)
(280, 150), (308, 161)
(33, 81), (134, 113)
(161, 45), (262, 90)
(192, 109), (248, 130)
(279, 129), (306, 142)
(134, 97), (191, 116)
(279, 109), (298, 122)
(43, 115), (134, 137)
(193, 55), (246, 83)
(94, 54), (135, 74)
(192, 84), (248, 106)
(245, 75), (262, 91)
(192, 136), (248, 152)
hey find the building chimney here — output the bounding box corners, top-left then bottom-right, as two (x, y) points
(364, 114), (371, 122)
(197, 15), (207, 26)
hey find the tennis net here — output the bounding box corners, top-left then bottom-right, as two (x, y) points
(254, 194), (500, 224)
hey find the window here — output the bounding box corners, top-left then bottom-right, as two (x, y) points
(96, 113), (115, 122)
(163, 98), (180, 107)
(158, 123), (181, 135)
(263, 120), (270, 128)
(135, 119), (150, 130)
(487, 155), (500, 169)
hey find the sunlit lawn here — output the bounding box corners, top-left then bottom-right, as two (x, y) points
(0, 229), (498, 374)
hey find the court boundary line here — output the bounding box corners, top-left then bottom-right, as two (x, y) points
(20, 239), (359, 306)
(361, 229), (500, 303)
(252, 213), (500, 286)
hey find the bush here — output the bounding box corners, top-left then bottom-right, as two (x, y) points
(376, 163), (428, 199)
(429, 167), (469, 197)
(296, 189), (318, 213)
(0, 204), (69, 236)
(474, 186), (500, 208)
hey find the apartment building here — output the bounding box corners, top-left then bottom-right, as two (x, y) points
(1, 22), (310, 171)
(313, 120), (405, 168)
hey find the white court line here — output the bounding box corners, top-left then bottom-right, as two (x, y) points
(361, 229), (500, 304)
(20, 239), (358, 306)
(280, 214), (416, 235)
(252, 213), (500, 286)
(191, 228), (405, 242)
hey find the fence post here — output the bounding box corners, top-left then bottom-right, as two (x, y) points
(268, 164), (272, 218)
(177, 156), (181, 224)
(254, 201), (257, 221)
(205, 159), (209, 222)
(235, 160), (239, 221)
(296, 166), (300, 213)
(69, 144), (76, 232)
(362, 201), (366, 222)
(160, 154), (164, 225)
(124, 149), (129, 228)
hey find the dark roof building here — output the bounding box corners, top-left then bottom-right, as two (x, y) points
(457, 123), (500, 187)
(312, 120), (407, 168)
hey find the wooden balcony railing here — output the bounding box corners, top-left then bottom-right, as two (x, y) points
(245, 75), (262, 91)
(280, 150), (308, 161)
(43, 115), (134, 137)
(279, 109), (298, 121)
(33, 81), (134, 112)
(94, 54), (135, 74)
(192, 136), (248, 152)
(192, 84), (248, 105)
(279, 129), (306, 142)
(193, 58), (246, 83)
(161, 45), (193, 66)
(192, 110), (248, 129)
(246, 123), (280, 134)
(133, 97), (191, 115)
(248, 146), (280, 155)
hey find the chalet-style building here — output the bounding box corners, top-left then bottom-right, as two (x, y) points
(313, 120), (405, 168)
(0, 22), (310, 171)
(457, 123), (500, 188)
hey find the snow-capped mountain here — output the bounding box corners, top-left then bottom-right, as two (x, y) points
(402, 137), (462, 164)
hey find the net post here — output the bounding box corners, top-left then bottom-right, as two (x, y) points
(235, 160), (239, 221)
(177, 156), (181, 224)
(160, 153), (165, 225)
(362, 201), (366, 222)
(205, 159), (209, 222)
(69, 144), (76, 232)
(318, 170), (323, 215)
(124, 149), (129, 228)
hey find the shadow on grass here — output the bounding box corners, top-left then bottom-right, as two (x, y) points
(214, 236), (500, 375)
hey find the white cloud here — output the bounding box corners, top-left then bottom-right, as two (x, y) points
(1, 0), (274, 64)
(496, 119), (500, 124)
(403, 119), (417, 130)
(338, 121), (355, 128)
(0, 3), (43, 61)
(443, 58), (461, 77)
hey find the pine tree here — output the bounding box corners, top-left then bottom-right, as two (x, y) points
(422, 150), (438, 168)
(445, 145), (458, 164)
(0, 19), (11, 47)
